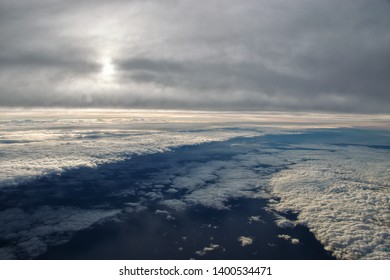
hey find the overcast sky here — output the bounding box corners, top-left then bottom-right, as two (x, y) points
(0, 0), (389, 113)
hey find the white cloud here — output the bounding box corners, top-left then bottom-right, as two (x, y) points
(277, 234), (300, 245)
(0, 110), (265, 189)
(156, 154), (274, 210)
(248, 216), (263, 223)
(238, 236), (253, 247)
(291, 239), (300, 245)
(269, 145), (390, 259)
(275, 218), (295, 229)
(166, 215), (175, 221)
(155, 209), (170, 215)
(195, 243), (220, 256)
(278, 234), (291, 241)
(160, 199), (187, 211)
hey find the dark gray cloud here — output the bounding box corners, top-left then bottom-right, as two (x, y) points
(0, 0), (389, 113)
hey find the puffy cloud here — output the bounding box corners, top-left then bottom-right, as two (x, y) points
(248, 216), (263, 223)
(238, 236), (253, 247)
(291, 239), (300, 245)
(278, 234), (300, 245)
(275, 218), (295, 229)
(195, 244), (220, 256)
(278, 234), (291, 241)
(269, 145), (390, 259)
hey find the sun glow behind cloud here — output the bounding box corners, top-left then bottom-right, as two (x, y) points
(1, 0), (389, 111)
(100, 57), (115, 79)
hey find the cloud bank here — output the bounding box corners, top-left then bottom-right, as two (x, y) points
(3, 109), (386, 189)
(269, 144), (390, 259)
(0, 110), (389, 259)
(0, 110), (263, 188)
(0, 0), (390, 112)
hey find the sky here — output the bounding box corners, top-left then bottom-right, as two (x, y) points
(0, 0), (389, 113)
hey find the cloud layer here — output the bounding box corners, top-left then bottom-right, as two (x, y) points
(0, 110), (263, 188)
(269, 144), (390, 259)
(3, 109), (386, 189)
(0, 110), (389, 259)
(0, 0), (390, 112)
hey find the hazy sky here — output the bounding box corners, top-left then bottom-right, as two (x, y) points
(0, 0), (389, 113)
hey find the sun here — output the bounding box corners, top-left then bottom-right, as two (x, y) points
(100, 57), (115, 79)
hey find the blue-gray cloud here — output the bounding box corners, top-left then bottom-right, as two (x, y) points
(0, 0), (389, 113)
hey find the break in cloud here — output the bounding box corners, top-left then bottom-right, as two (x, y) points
(0, 0), (389, 113)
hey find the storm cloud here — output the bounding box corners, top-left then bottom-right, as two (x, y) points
(0, 0), (389, 112)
